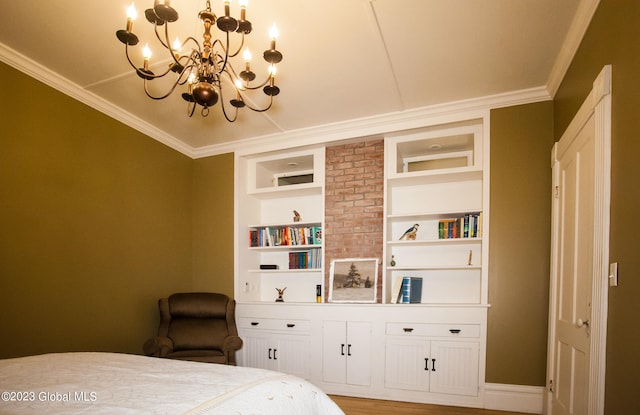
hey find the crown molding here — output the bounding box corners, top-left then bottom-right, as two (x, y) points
(2, 41), (551, 160)
(196, 86), (551, 158)
(546, 0), (601, 98)
(0, 42), (197, 158)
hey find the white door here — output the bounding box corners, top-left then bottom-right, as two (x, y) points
(547, 65), (611, 415)
(551, 116), (595, 415)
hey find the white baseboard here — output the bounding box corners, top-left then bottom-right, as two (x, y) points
(484, 383), (545, 414)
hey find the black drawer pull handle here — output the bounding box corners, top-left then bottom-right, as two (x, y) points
(251, 322), (259, 326)
(286, 323), (295, 328)
(403, 328), (414, 333)
(449, 329), (461, 334)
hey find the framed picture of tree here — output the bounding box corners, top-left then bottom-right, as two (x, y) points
(328, 258), (378, 303)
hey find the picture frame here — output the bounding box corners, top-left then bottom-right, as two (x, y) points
(328, 258), (378, 303)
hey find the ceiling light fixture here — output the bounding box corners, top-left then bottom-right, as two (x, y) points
(115, 0), (283, 121)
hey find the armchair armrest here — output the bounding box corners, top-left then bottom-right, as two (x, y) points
(222, 335), (243, 352)
(143, 336), (174, 357)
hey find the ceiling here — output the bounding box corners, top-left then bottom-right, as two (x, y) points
(0, 1), (594, 157)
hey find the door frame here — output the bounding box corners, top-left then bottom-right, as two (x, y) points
(546, 65), (612, 415)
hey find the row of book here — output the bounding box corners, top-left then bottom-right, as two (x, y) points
(288, 250), (322, 269)
(438, 212), (483, 239)
(390, 276), (423, 304)
(250, 226), (322, 247)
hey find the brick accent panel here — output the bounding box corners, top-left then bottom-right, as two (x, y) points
(324, 140), (384, 302)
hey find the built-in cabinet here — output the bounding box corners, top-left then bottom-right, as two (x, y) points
(237, 317), (311, 379)
(234, 112), (490, 408)
(385, 324), (480, 396)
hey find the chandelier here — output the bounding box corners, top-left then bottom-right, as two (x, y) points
(115, 0), (283, 121)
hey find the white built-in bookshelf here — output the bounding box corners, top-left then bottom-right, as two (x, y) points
(383, 119), (489, 306)
(234, 113), (491, 409)
(236, 147), (325, 303)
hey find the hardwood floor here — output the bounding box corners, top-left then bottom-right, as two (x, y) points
(330, 395), (530, 415)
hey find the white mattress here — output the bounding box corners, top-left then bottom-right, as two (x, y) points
(0, 352), (345, 415)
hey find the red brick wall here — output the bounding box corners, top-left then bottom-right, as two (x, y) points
(324, 140), (384, 302)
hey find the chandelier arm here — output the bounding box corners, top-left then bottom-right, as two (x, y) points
(240, 77), (272, 90)
(221, 60), (270, 91)
(227, 33), (246, 58)
(181, 36), (202, 52)
(216, 31), (233, 75)
(219, 69), (273, 113)
(124, 44), (141, 72)
(219, 90), (239, 122)
(153, 22), (171, 50)
(142, 75), (184, 100)
(125, 44), (176, 81)
(240, 93), (274, 113)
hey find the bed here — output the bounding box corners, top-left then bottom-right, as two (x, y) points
(0, 352), (345, 415)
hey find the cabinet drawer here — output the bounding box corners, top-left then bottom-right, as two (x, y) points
(238, 317), (311, 333)
(386, 323), (480, 338)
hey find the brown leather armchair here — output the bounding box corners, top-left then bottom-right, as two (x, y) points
(143, 292), (243, 365)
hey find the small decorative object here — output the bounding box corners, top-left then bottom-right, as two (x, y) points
(399, 223), (420, 240)
(329, 258), (378, 303)
(293, 210), (301, 222)
(390, 255), (396, 267)
(316, 284), (322, 303)
(275, 287), (287, 302)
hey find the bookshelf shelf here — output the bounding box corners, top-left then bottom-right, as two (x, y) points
(387, 265), (482, 271)
(387, 238), (481, 246)
(248, 268), (322, 273)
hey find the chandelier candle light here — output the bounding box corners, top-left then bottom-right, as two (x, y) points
(115, 0), (283, 121)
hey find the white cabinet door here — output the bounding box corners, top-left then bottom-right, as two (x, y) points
(276, 335), (311, 379)
(322, 321), (372, 386)
(429, 340), (479, 396)
(384, 338), (479, 397)
(346, 321), (372, 386)
(385, 337), (430, 392)
(242, 332), (311, 379)
(243, 333), (276, 370)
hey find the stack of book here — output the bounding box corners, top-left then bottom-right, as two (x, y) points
(249, 226), (322, 247)
(288, 250), (322, 269)
(438, 212), (483, 239)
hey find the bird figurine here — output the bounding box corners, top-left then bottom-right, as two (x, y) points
(293, 210), (301, 222)
(399, 224), (420, 240)
(275, 287), (287, 302)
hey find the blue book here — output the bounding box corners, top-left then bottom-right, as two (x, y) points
(401, 277), (411, 303)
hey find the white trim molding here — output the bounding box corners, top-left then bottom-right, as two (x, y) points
(546, 0), (601, 97)
(484, 383), (544, 414)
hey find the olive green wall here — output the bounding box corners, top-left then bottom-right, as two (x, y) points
(552, 1), (640, 412)
(0, 62), (234, 359)
(487, 102), (554, 386)
(191, 154), (235, 298)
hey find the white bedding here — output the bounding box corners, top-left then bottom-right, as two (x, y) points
(0, 352), (345, 415)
